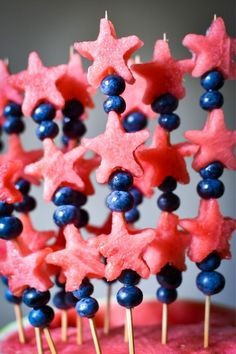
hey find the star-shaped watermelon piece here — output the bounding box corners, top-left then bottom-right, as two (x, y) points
(74, 17), (143, 87)
(132, 39), (193, 105)
(46, 225), (105, 291)
(183, 17), (236, 79)
(74, 154), (100, 195)
(86, 213), (112, 236)
(180, 199), (236, 263)
(185, 109), (236, 171)
(136, 125), (190, 187)
(91, 212), (155, 281)
(82, 111), (149, 183)
(25, 139), (86, 201)
(0, 60), (22, 115)
(0, 240), (53, 296)
(57, 51), (94, 108)
(0, 161), (23, 203)
(9, 52), (66, 116)
(143, 212), (189, 274)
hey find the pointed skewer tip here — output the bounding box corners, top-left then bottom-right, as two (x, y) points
(213, 14), (217, 20)
(105, 10), (108, 20)
(163, 33), (168, 42)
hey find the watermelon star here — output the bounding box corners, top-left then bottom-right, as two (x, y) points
(180, 199), (236, 262)
(183, 17), (236, 79)
(74, 154), (100, 195)
(82, 111), (149, 183)
(74, 17), (143, 87)
(132, 39), (193, 105)
(9, 52), (66, 116)
(91, 212), (155, 281)
(0, 161), (23, 203)
(185, 109), (236, 171)
(46, 225), (105, 291)
(25, 139), (86, 201)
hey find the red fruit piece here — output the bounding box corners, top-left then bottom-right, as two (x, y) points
(74, 154), (100, 195)
(0, 161), (23, 203)
(86, 213), (112, 236)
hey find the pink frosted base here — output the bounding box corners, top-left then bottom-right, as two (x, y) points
(0, 300), (235, 353)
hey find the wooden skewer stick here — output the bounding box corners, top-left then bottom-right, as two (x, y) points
(214, 14), (217, 20)
(14, 304), (26, 344)
(126, 308), (135, 354)
(105, 10), (108, 20)
(161, 303), (168, 344)
(61, 310), (68, 342)
(204, 295), (211, 349)
(124, 316), (128, 342)
(76, 315), (83, 345)
(35, 327), (43, 354)
(163, 32), (167, 42)
(89, 318), (102, 354)
(43, 327), (57, 354)
(104, 283), (112, 334)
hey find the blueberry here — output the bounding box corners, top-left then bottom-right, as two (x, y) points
(15, 178), (31, 195)
(196, 252), (221, 271)
(108, 171), (133, 191)
(199, 162), (224, 179)
(196, 271), (225, 295)
(201, 70), (224, 91)
(0, 202), (14, 216)
(62, 99), (84, 119)
(117, 285), (143, 308)
(157, 192), (180, 212)
(158, 113), (180, 132)
(158, 177), (177, 192)
(200, 91), (224, 111)
(65, 292), (77, 307)
(73, 279), (94, 300)
(4, 102), (22, 118)
(118, 270), (140, 286)
(36, 121), (59, 140)
(53, 205), (80, 227)
(151, 94), (178, 114)
(53, 187), (87, 207)
(123, 112), (148, 132)
(156, 287), (177, 304)
(76, 297), (99, 318)
(63, 117), (86, 139)
(55, 275), (65, 288)
(125, 207), (140, 223)
(1, 276), (9, 286)
(53, 290), (70, 310)
(0, 216), (23, 240)
(14, 195), (37, 213)
(32, 103), (56, 123)
(74, 209), (89, 228)
(129, 187), (143, 205)
(5, 289), (22, 304)
(106, 191), (134, 212)
(103, 96), (126, 114)
(156, 265), (182, 289)
(29, 305), (54, 328)
(3, 117), (25, 134)
(23, 288), (50, 308)
(197, 179), (224, 199)
(100, 75), (126, 96)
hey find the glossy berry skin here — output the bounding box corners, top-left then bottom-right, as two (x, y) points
(0, 202), (13, 216)
(157, 192), (180, 212)
(118, 270), (141, 286)
(14, 195), (37, 213)
(199, 161), (224, 179)
(125, 207), (140, 223)
(53, 205), (80, 227)
(53, 187), (87, 207)
(53, 290), (70, 310)
(75, 209), (89, 228)
(108, 171), (133, 191)
(199, 91), (224, 111)
(3, 117), (25, 134)
(117, 285), (143, 309)
(196, 252), (221, 271)
(106, 191), (134, 212)
(197, 179), (224, 199)
(36, 121), (59, 140)
(0, 216), (23, 240)
(156, 287), (177, 304)
(158, 176), (177, 192)
(196, 271), (225, 295)
(15, 178), (31, 195)
(158, 113), (180, 132)
(100, 75), (126, 96)
(156, 265), (182, 289)
(1, 276), (8, 286)
(4, 102), (22, 118)
(73, 279), (94, 300)
(151, 93), (178, 114)
(123, 112), (148, 132)
(201, 70), (224, 91)
(103, 96), (126, 114)
(63, 117), (86, 139)
(129, 187), (143, 205)
(23, 288), (50, 308)
(65, 292), (77, 307)
(5, 289), (22, 304)
(62, 99), (84, 119)
(29, 305), (54, 328)
(76, 297), (99, 318)
(32, 103), (56, 123)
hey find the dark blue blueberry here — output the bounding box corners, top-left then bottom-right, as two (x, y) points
(103, 96), (126, 114)
(3, 117), (25, 134)
(65, 292), (77, 307)
(74, 209), (89, 228)
(5, 289), (22, 304)
(199, 161), (224, 179)
(0, 140), (3, 151)
(1, 276), (8, 286)
(123, 112), (148, 132)
(36, 121), (59, 140)
(15, 178), (31, 195)
(118, 270), (140, 286)
(196, 271), (225, 296)
(156, 287), (177, 304)
(201, 70), (224, 91)
(61, 135), (70, 147)
(157, 192), (180, 212)
(14, 195), (37, 213)
(32, 103), (56, 123)
(100, 75), (126, 96)
(4, 102), (22, 118)
(53, 187), (87, 207)
(156, 265), (182, 289)
(129, 187), (143, 205)
(199, 91), (224, 111)
(29, 305), (54, 328)
(62, 99), (84, 119)
(53, 290), (70, 310)
(73, 279), (94, 300)
(53, 205), (80, 227)
(108, 171), (133, 191)
(197, 179), (224, 199)
(0, 202), (14, 216)
(117, 285), (143, 308)
(0, 216), (23, 240)
(158, 177), (177, 192)
(55, 275), (65, 288)
(23, 288), (50, 308)
(125, 207), (140, 223)
(196, 252), (221, 271)
(151, 94), (178, 114)
(63, 117), (86, 139)
(158, 113), (180, 132)
(106, 191), (134, 212)
(76, 297), (99, 318)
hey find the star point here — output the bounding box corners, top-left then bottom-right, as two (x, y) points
(0, 161), (23, 203)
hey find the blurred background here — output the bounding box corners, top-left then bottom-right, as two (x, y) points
(0, 0), (235, 327)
